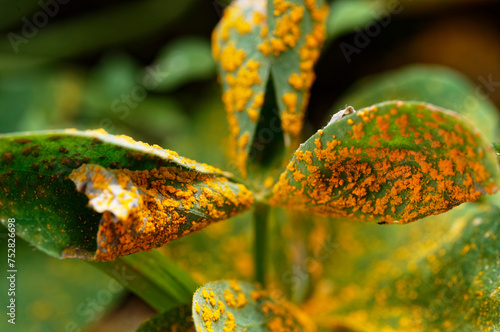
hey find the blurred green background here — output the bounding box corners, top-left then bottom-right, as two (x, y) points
(0, 0), (500, 331)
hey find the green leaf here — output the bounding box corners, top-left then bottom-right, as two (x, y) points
(332, 65), (500, 142)
(212, 0), (329, 176)
(0, 0), (40, 31)
(0, 234), (123, 332)
(83, 53), (141, 113)
(151, 37), (216, 92)
(136, 304), (195, 332)
(268, 0), (329, 141)
(0, 129), (254, 261)
(212, 0), (271, 177)
(92, 250), (198, 313)
(400, 205), (500, 330)
(192, 280), (316, 331)
(326, 0), (383, 41)
(269, 101), (500, 223)
(306, 203), (500, 331)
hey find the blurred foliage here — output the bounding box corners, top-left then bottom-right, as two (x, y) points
(0, 232), (123, 332)
(300, 202), (500, 331)
(0, 0), (499, 331)
(331, 65), (500, 142)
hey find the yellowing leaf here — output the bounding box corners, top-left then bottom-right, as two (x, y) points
(268, 101), (500, 224)
(303, 204), (500, 331)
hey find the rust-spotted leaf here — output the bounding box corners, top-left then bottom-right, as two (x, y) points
(213, 0), (270, 178)
(302, 203), (500, 331)
(213, 0), (329, 177)
(192, 280), (316, 332)
(268, 101), (500, 224)
(0, 129), (254, 261)
(268, 0), (329, 141)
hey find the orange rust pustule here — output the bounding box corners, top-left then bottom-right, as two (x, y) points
(71, 165), (254, 261)
(269, 102), (499, 224)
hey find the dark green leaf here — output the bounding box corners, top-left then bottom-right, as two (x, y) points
(326, 0), (383, 41)
(269, 101), (500, 223)
(136, 304), (195, 332)
(401, 205), (500, 330)
(192, 280), (315, 331)
(0, 129), (254, 260)
(0, 0), (196, 69)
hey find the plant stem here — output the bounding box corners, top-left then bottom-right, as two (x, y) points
(90, 249), (198, 313)
(254, 202), (270, 287)
(492, 143), (500, 166)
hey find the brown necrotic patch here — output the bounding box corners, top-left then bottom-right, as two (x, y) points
(21, 144), (40, 156)
(1, 151), (14, 165)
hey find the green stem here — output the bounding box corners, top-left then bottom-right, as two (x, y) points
(254, 202), (270, 287)
(493, 143), (500, 164)
(90, 249), (198, 313)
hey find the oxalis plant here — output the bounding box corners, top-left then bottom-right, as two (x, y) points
(2, 0), (500, 331)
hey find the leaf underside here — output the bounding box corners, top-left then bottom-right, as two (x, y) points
(0, 129), (253, 260)
(269, 101), (500, 224)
